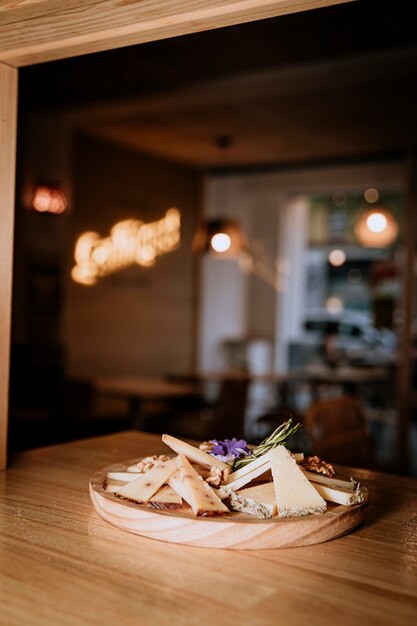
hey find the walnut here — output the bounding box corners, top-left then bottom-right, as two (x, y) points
(205, 465), (231, 488)
(135, 455), (170, 473)
(199, 441), (214, 452)
(300, 455), (335, 477)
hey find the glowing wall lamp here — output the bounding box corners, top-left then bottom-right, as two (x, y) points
(32, 185), (68, 214)
(354, 207), (399, 247)
(72, 208), (181, 285)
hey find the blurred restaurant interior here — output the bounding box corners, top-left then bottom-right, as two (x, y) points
(8, 1), (417, 476)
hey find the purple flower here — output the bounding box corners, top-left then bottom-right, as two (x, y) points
(209, 438), (252, 463)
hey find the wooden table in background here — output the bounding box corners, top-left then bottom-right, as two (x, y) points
(93, 376), (201, 429)
(1, 431), (416, 626)
(171, 366), (393, 410)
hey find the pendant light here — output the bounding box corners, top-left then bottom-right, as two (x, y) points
(192, 135), (246, 257)
(355, 207), (398, 247)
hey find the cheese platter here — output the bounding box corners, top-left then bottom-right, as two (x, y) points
(89, 420), (368, 549)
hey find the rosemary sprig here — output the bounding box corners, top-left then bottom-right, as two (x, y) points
(232, 418), (301, 470)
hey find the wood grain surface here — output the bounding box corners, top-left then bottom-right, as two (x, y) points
(1, 430), (416, 626)
(90, 458), (367, 549)
(0, 0), (350, 67)
(0, 62), (17, 471)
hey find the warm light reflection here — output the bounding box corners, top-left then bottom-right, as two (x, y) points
(366, 212), (387, 233)
(210, 233), (232, 253)
(72, 208), (181, 285)
(364, 187), (379, 204)
(328, 249), (346, 267)
(32, 186), (67, 214)
(355, 208), (398, 247)
(326, 296), (343, 314)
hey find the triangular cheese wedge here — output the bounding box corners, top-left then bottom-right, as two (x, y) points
(270, 446), (327, 517)
(148, 485), (182, 509)
(115, 458), (178, 504)
(237, 483), (277, 517)
(169, 455), (228, 516)
(218, 482), (277, 519)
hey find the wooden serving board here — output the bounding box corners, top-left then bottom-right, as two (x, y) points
(89, 458), (368, 550)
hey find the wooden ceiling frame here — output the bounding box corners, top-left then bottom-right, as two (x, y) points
(0, 0), (351, 468)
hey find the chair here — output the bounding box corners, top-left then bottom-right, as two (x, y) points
(304, 395), (375, 468)
(170, 378), (250, 441)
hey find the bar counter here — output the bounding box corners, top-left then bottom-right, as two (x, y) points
(1, 431), (416, 625)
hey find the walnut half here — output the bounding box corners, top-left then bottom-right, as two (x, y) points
(135, 455), (170, 473)
(300, 455), (335, 477)
(199, 441), (215, 453)
(205, 466), (232, 488)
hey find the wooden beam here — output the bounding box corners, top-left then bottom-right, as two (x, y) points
(0, 0), (351, 68)
(0, 63), (18, 470)
(397, 151), (417, 473)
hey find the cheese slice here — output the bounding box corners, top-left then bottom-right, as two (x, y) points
(219, 482), (277, 519)
(238, 483), (277, 517)
(227, 453), (269, 484)
(270, 446), (327, 517)
(105, 479), (126, 493)
(227, 451), (303, 486)
(107, 471), (142, 483)
(148, 485), (182, 509)
(301, 469), (355, 490)
(162, 434), (229, 471)
(293, 452), (304, 461)
(115, 458), (178, 503)
(168, 455), (228, 516)
(311, 482), (368, 506)
(226, 462), (271, 491)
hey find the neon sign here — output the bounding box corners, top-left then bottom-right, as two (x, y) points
(71, 208), (181, 285)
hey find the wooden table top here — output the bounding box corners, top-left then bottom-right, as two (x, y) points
(292, 365), (392, 384)
(1, 431), (417, 626)
(173, 366), (391, 385)
(93, 375), (200, 399)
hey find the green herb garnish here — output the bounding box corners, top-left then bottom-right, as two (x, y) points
(232, 418), (301, 470)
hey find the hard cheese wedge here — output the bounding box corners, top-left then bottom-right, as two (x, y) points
(219, 482), (277, 519)
(311, 482), (368, 506)
(148, 485), (182, 509)
(115, 458), (178, 504)
(169, 455), (228, 516)
(270, 446), (327, 517)
(162, 434), (229, 471)
(237, 483), (277, 517)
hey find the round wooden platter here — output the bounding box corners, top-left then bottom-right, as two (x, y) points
(89, 458), (368, 550)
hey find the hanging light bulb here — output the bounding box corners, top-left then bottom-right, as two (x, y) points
(192, 134), (247, 258)
(211, 232), (232, 253)
(354, 207), (398, 247)
(192, 218), (246, 257)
